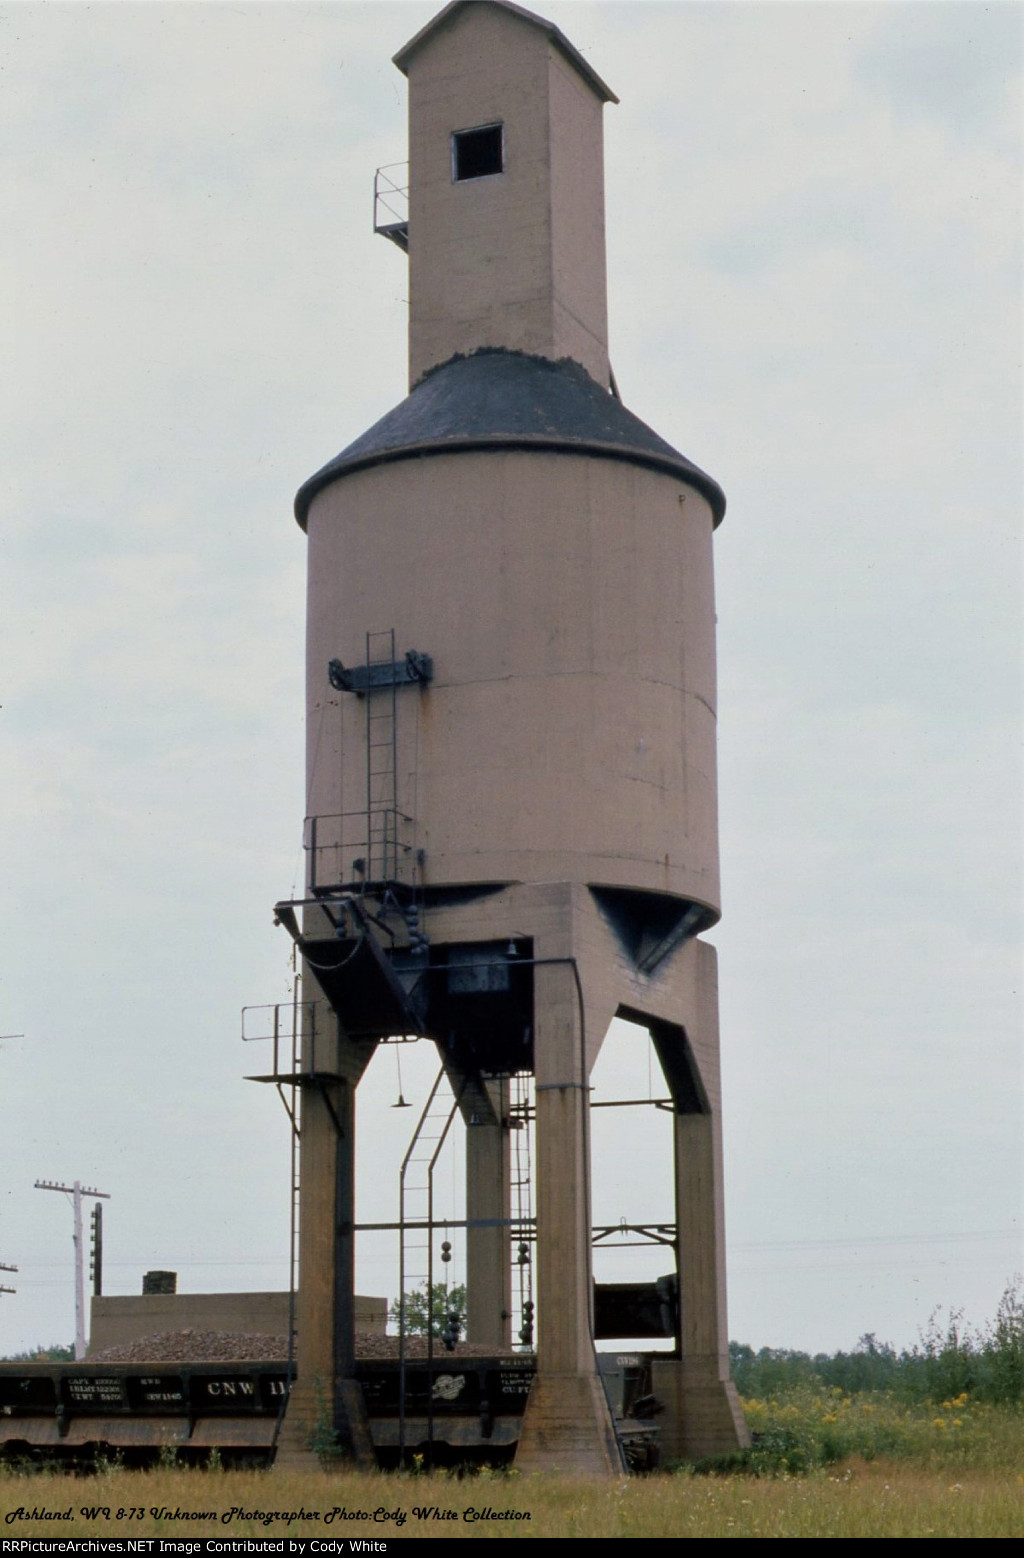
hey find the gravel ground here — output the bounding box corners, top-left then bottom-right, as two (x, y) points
(88, 1329), (522, 1363)
(88, 1330), (290, 1363)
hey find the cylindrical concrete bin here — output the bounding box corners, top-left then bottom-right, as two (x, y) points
(304, 444), (720, 916)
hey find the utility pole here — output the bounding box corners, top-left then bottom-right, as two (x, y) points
(35, 1180), (110, 1359)
(1, 1040), (25, 1296)
(2, 1053), (25, 1297)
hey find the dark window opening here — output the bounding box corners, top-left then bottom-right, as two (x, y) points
(453, 123), (503, 181)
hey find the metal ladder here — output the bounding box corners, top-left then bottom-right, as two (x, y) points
(508, 1070), (535, 1350)
(241, 967), (311, 1445)
(364, 629), (400, 884)
(397, 1067), (464, 1460)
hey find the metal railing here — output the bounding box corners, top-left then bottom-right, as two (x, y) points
(373, 162), (409, 251)
(303, 808), (414, 894)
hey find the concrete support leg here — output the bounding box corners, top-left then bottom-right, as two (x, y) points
(649, 1357), (749, 1465)
(678, 1111), (728, 1364)
(658, 1103), (748, 1460)
(465, 1079), (512, 1348)
(276, 1015), (373, 1468)
(515, 962), (622, 1474)
(330, 1081), (374, 1461)
(635, 944), (748, 1463)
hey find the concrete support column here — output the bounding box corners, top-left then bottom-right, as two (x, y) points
(276, 1002), (373, 1468)
(655, 1082), (748, 1461)
(275, 1074), (342, 1465)
(330, 1077), (374, 1458)
(515, 960), (621, 1474)
(676, 1110), (728, 1364)
(465, 1079), (511, 1348)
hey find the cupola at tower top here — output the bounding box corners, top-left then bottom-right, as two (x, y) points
(394, 0), (618, 389)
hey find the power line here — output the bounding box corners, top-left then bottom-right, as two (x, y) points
(15, 1229), (1020, 1270)
(730, 1228), (1020, 1254)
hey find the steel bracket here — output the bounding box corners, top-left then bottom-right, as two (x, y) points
(328, 651), (433, 694)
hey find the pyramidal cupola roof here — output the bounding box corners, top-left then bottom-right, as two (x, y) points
(393, 0), (619, 104)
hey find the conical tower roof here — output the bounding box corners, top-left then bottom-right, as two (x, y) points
(295, 350), (726, 529)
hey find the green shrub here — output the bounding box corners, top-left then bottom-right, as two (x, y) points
(730, 1280), (1024, 1410)
(732, 1386), (1023, 1477)
(1, 1343), (75, 1362)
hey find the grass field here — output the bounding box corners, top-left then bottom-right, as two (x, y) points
(1, 1460), (1022, 1539)
(2, 1395), (1022, 1539)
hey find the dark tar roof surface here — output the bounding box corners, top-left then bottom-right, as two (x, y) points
(294, 351), (727, 529)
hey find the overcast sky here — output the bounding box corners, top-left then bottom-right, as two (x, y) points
(1, 0), (1020, 1361)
